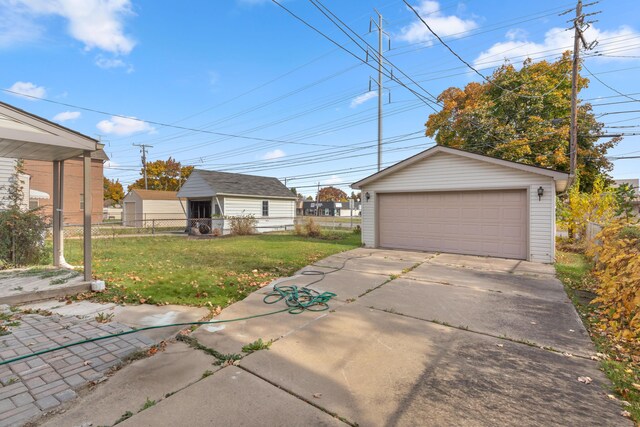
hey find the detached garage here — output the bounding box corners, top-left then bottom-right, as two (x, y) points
(352, 146), (569, 263)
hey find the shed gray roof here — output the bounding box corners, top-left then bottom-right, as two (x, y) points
(195, 169), (296, 198)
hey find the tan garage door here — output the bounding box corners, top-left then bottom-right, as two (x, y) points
(378, 190), (527, 259)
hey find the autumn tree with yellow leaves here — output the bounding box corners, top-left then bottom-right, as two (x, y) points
(129, 157), (193, 192)
(424, 52), (619, 192)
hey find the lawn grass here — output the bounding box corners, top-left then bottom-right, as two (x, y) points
(63, 232), (360, 307)
(555, 250), (640, 422)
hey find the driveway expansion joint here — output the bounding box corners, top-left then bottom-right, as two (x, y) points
(363, 304), (596, 361)
(237, 363), (355, 426)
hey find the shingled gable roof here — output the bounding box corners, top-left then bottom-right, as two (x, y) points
(193, 169), (296, 199)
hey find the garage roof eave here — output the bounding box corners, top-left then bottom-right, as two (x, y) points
(351, 145), (570, 189)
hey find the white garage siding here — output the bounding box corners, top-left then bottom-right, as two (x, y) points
(224, 196), (295, 232)
(142, 200), (186, 220)
(360, 151), (557, 263)
(122, 190), (187, 227)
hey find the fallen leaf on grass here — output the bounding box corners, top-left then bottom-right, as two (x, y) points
(577, 376), (592, 384)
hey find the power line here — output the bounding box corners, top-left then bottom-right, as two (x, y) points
(401, 0), (569, 100)
(270, 0), (440, 111)
(0, 88), (346, 149)
(583, 63), (640, 103)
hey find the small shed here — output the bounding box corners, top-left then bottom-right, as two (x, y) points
(177, 169), (296, 234)
(122, 189), (186, 227)
(352, 145), (569, 263)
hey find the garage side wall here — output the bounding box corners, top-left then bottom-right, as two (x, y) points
(142, 200), (187, 221)
(360, 152), (556, 263)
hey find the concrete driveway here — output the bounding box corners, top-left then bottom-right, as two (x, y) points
(40, 249), (628, 427)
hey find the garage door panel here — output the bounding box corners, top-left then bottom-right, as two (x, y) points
(378, 190), (527, 260)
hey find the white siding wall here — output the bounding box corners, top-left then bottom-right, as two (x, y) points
(360, 152), (557, 263)
(177, 172), (214, 197)
(0, 157), (17, 209)
(141, 200), (187, 221)
(224, 196), (295, 232)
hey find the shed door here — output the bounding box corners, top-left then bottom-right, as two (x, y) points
(378, 190), (527, 259)
(124, 202), (135, 226)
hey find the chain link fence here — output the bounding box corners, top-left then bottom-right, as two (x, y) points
(54, 216), (361, 239)
(61, 218), (188, 239)
(295, 216), (361, 230)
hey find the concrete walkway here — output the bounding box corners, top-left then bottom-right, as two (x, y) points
(0, 301), (208, 427)
(37, 249), (628, 426)
(0, 269), (88, 306)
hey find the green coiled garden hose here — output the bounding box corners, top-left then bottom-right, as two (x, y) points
(0, 252), (373, 367)
(0, 285), (335, 367)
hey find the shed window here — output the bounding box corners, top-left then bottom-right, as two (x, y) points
(262, 201), (269, 217)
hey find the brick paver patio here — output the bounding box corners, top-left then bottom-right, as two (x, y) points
(0, 305), (153, 427)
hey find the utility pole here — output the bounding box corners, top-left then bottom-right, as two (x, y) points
(369, 10), (384, 172)
(133, 143), (153, 190)
(567, 0), (599, 187)
(376, 10), (383, 172)
(569, 0), (582, 186)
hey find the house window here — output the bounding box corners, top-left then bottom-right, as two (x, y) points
(80, 193), (84, 210)
(29, 200), (39, 210)
(262, 200), (269, 217)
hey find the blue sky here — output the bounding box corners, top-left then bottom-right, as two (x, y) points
(1, 0), (639, 196)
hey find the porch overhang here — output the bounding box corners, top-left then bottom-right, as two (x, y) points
(0, 101), (101, 282)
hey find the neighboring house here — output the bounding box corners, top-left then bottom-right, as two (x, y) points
(122, 189), (186, 227)
(352, 145), (569, 264)
(22, 150), (107, 224)
(302, 200), (361, 216)
(613, 178), (640, 216)
(177, 169), (296, 234)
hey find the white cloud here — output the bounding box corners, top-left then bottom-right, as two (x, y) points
(7, 0), (136, 54)
(96, 116), (155, 136)
(262, 149), (286, 160)
(0, 1), (43, 48)
(398, 0), (478, 44)
(474, 25), (640, 69)
(52, 111), (81, 122)
(323, 175), (343, 185)
(95, 55), (134, 72)
(7, 81), (46, 100)
(350, 91), (377, 108)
